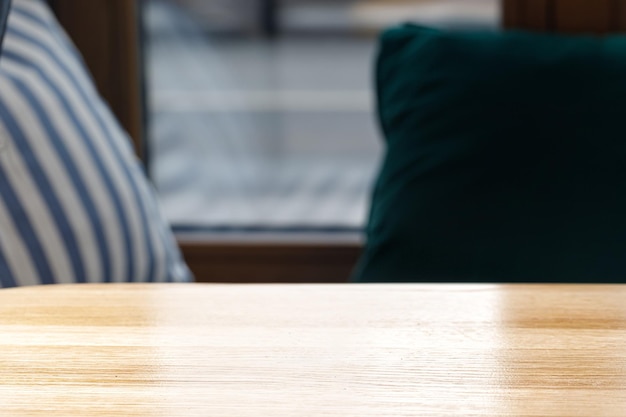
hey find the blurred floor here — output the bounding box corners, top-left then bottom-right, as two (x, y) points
(145, 0), (497, 229)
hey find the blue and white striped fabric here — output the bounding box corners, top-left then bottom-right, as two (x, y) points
(0, 0), (192, 287)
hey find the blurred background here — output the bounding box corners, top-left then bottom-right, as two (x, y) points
(142, 0), (499, 232)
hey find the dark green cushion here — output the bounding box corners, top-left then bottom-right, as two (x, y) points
(354, 24), (626, 283)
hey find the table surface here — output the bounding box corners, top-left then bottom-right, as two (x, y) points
(2, 284), (626, 416)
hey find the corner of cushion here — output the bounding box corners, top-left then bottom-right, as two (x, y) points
(375, 25), (415, 143)
(375, 25), (433, 144)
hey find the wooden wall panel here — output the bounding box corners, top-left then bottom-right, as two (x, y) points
(503, 0), (626, 33)
(180, 241), (361, 283)
(502, 0), (552, 31)
(618, 0), (626, 29)
(47, 0), (144, 159)
(553, 0), (612, 33)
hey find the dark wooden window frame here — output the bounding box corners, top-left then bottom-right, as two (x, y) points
(46, 0), (362, 283)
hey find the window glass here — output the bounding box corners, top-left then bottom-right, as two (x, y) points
(144, 0), (499, 231)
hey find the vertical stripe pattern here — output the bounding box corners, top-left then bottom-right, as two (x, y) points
(0, 0), (192, 287)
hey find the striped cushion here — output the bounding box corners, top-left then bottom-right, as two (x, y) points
(0, 0), (192, 286)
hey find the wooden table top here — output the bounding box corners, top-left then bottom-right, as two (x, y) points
(1, 284), (626, 416)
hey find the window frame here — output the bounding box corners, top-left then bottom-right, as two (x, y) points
(48, 0), (362, 283)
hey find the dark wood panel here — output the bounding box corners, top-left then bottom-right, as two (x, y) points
(617, 0), (626, 30)
(179, 241), (362, 283)
(503, 0), (626, 33)
(553, 0), (612, 33)
(48, 0), (144, 158)
(502, 0), (552, 31)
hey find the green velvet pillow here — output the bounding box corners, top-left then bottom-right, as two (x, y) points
(354, 24), (626, 283)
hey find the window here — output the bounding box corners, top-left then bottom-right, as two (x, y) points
(143, 0), (499, 234)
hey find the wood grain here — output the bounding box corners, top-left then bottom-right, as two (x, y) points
(2, 284), (626, 416)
